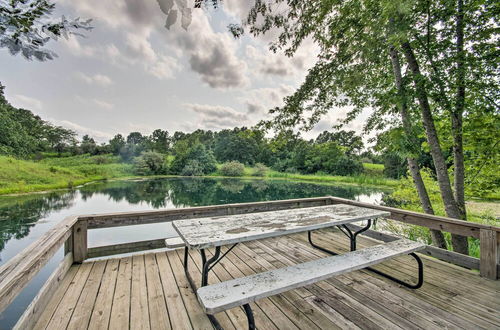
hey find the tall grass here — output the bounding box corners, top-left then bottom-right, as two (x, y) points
(0, 155), (134, 194)
(265, 170), (398, 187)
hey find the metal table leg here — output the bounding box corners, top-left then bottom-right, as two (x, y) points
(308, 220), (424, 289)
(183, 244), (239, 329)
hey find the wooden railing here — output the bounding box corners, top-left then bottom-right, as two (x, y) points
(0, 196), (498, 329)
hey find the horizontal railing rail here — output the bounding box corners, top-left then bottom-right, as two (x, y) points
(0, 195), (498, 327)
(327, 196), (500, 279)
(0, 215), (78, 318)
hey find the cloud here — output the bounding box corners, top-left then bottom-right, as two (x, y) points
(60, 1), (179, 80)
(11, 94), (43, 111)
(239, 84), (295, 116)
(76, 72), (113, 86)
(61, 37), (97, 57)
(184, 103), (250, 129)
(92, 99), (114, 110)
(124, 32), (180, 79)
(50, 119), (113, 141)
(168, 11), (249, 89)
(62, 1), (248, 87)
(245, 45), (312, 78)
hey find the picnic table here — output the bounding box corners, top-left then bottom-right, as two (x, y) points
(172, 204), (383, 287)
(172, 204), (425, 329)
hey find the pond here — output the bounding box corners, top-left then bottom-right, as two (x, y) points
(0, 177), (388, 328)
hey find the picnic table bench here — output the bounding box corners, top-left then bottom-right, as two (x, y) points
(171, 204), (426, 329)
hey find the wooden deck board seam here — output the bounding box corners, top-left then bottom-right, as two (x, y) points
(250, 240), (426, 330)
(263, 237), (464, 329)
(205, 247), (301, 330)
(286, 234), (500, 327)
(226, 244), (347, 330)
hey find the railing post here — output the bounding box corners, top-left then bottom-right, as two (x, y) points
(479, 229), (499, 280)
(72, 219), (87, 263)
(64, 232), (73, 255)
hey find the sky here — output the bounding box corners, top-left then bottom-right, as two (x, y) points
(1, 0), (369, 143)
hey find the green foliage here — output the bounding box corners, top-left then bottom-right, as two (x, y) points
(303, 142), (363, 175)
(331, 156), (364, 176)
(213, 128), (270, 165)
(0, 155), (134, 194)
(316, 130), (364, 155)
(170, 143), (216, 175)
(252, 163), (268, 177)
(133, 152), (168, 176)
(109, 134), (126, 155)
(220, 161), (245, 177)
(383, 153), (407, 179)
(181, 160), (204, 176)
(0, 88), (76, 157)
(0, 1), (92, 61)
(363, 163), (384, 177)
(381, 170), (498, 256)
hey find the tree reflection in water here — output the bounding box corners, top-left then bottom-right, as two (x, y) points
(0, 177), (385, 255)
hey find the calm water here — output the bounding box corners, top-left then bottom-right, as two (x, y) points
(0, 177), (386, 328)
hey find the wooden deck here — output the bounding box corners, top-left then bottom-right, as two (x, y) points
(33, 230), (500, 330)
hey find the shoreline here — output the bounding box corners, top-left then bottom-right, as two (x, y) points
(0, 174), (395, 197)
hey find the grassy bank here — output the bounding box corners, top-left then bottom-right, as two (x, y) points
(1, 154), (396, 195)
(208, 162), (396, 188)
(0, 155), (134, 195)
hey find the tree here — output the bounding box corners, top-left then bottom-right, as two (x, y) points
(0, 86), (76, 157)
(109, 134), (126, 155)
(1, 0), (92, 61)
(222, 0), (498, 254)
(80, 135), (97, 155)
(170, 143), (216, 175)
(126, 132), (145, 145)
(150, 129), (171, 153)
(316, 130), (364, 155)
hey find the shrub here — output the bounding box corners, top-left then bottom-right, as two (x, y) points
(330, 156), (364, 176)
(383, 153), (407, 179)
(220, 161), (245, 177)
(181, 160), (204, 176)
(92, 155), (111, 164)
(133, 152), (167, 175)
(170, 143), (217, 175)
(252, 163), (268, 177)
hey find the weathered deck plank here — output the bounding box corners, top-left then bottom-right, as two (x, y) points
(31, 231), (500, 330)
(88, 258), (119, 330)
(67, 261), (106, 330)
(167, 251), (213, 330)
(144, 254), (171, 330)
(130, 254), (150, 330)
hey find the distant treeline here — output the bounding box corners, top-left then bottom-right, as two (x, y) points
(0, 84), (421, 179)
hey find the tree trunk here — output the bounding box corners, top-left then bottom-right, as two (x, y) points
(450, 0), (469, 252)
(388, 46), (447, 248)
(401, 41), (468, 255)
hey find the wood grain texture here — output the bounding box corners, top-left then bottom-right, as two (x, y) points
(344, 223), (481, 270)
(87, 238), (166, 258)
(14, 253), (73, 330)
(73, 219), (88, 263)
(173, 204), (389, 249)
(109, 257), (132, 329)
(164, 237), (185, 248)
(0, 215), (77, 314)
(480, 229), (499, 279)
(29, 232), (499, 329)
(82, 197), (332, 229)
(197, 239), (425, 314)
(329, 196), (500, 237)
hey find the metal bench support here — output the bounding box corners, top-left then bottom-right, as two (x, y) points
(308, 221), (424, 289)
